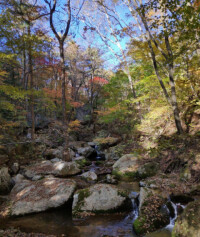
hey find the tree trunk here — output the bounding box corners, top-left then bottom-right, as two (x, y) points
(28, 23), (35, 140)
(59, 41), (70, 161)
(165, 35), (183, 134)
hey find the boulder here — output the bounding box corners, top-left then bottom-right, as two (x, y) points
(113, 155), (158, 180)
(24, 160), (81, 179)
(74, 156), (88, 167)
(172, 200), (200, 237)
(0, 167), (12, 195)
(94, 137), (121, 149)
(137, 162), (158, 179)
(133, 194), (170, 236)
(44, 147), (75, 160)
(112, 154), (139, 180)
(9, 177), (76, 216)
(72, 184), (132, 216)
(77, 146), (97, 160)
(81, 171), (97, 181)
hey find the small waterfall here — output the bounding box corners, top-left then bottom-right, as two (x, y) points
(166, 200), (185, 231)
(94, 145), (105, 160)
(124, 191), (139, 222)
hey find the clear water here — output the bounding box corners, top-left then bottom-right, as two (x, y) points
(0, 181), (175, 237)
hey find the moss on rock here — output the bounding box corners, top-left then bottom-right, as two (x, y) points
(172, 200), (200, 237)
(133, 195), (170, 236)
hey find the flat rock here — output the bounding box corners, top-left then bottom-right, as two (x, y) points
(9, 177), (76, 216)
(24, 160), (81, 178)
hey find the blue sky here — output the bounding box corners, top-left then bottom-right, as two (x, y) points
(50, 0), (133, 70)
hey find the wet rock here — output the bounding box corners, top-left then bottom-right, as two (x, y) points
(9, 177), (76, 216)
(172, 200), (200, 237)
(72, 184), (132, 216)
(0, 167), (12, 195)
(24, 160), (81, 178)
(77, 146), (97, 160)
(170, 194), (194, 205)
(81, 171), (97, 181)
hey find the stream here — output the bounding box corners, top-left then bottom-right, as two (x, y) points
(0, 146), (183, 237)
(0, 181), (182, 237)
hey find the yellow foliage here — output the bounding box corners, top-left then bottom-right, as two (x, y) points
(69, 120), (81, 131)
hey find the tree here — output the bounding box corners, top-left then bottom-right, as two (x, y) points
(123, 0), (186, 133)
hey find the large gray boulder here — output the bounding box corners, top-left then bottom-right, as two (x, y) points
(112, 154), (139, 179)
(0, 167), (12, 195)
(9, 177), (76, 216)
(72, 184), (131, 216)
(24, 160), (81, 179)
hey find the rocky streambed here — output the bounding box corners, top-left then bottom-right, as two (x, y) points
(0, 134), (198, 237)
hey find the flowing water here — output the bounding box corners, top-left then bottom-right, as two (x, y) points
(0, 147), (183, 236)
(0, 181), (181, 237)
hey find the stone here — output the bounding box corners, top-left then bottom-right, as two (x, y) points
(133, 194), (170, 236)
(74, 156), (88, 167)
(50, 158), (61, 163)
(53, 161), (81, 176)
(112, 154), (139, 180)
(69, 141), (86, 150)
(88, 142), (96, 147)
(0, 167), (12, 195)
(32, 175), (43, 181)
(9, 177), (76, 216)
(77, 146), (96, 159)
(81, 171), (97, 181)
(137, 162), (158, 179)
(12, 174), (25, 184)
(72, 184), (132, 216)
(11, 163), (20, 174)
(94, 137), (121, 149)
(172, 200), (200, 237)
(24, 160), (81, 178)
(106, 174), (118, 184)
